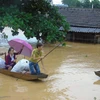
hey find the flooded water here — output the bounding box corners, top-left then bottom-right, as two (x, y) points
(0, 42), (100, 100)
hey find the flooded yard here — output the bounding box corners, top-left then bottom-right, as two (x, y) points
(0, 42), (100, 100)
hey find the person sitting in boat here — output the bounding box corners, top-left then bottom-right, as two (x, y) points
(11, 59), (30, 74)
(5, 46), (24, 70)
(29, 43), (45, 75)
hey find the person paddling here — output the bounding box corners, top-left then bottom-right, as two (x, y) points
(29, 43), (45, 75)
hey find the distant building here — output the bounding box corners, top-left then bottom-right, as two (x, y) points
(58, 8), (100, 44)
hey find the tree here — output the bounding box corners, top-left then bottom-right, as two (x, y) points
(92, 0), (100, 8)
(76, 1), (83, 8)
(0, 0), (69, 43)
(62, 0), (82, 7)
(83, 0), (91, 8)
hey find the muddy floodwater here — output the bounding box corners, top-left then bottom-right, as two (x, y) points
(0, 42), (100, 100)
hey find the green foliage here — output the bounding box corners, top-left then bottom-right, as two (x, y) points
(0, 0), (69, 43)
(83, 0), (91, 8)
(92, 0), (100, 8)
(62, 42), (67, 46)
(62, 0), (81, 7)
(0, 6), (34, 38)
(76, 1), (83, 7)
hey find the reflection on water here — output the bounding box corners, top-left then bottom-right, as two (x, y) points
(14, 83), (28, 93)
(0, 42), (100, 100)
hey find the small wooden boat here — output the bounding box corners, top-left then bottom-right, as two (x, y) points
(0, 69), (48, 81)
(94, 71), (100, 77)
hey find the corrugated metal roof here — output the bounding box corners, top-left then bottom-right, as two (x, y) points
(69, 27), (100, 33)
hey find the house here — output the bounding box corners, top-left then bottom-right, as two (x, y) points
(58, 8), (100, 43)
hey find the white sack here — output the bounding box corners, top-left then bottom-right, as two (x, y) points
(11, 59), (29, 73)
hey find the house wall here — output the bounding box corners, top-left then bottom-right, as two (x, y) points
(97, 37), (100, 43)
(66, 32), (99, 43)
(95, 34), (100, 44)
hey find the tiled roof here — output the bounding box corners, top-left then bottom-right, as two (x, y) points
(69, 27), (100, 33)
(58, 8), (100, 28)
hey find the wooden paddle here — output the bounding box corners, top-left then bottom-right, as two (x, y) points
(37, 43), (62, 63)
(37, 43), (62, 73)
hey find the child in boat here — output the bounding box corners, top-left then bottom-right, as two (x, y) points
(11, 59), (30, 73)
(5, 46), (23, 70)
(29, 43), (45, 75)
